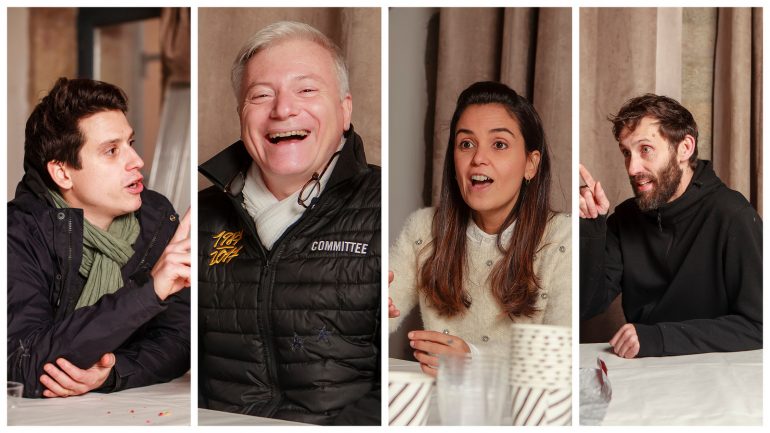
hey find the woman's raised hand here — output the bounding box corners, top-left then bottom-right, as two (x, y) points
(388, 271), (400, 318)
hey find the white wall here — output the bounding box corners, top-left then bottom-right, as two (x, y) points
(388, 7), (437, 244)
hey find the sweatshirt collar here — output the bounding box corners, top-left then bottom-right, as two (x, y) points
(642, 159), (722, 223)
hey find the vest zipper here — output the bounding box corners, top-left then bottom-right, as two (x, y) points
(228, 197), (283, 414)
(259, 260), (284, 416)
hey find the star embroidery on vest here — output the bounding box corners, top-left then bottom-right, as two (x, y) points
(290, 333), (305, 352)
(315, 326), (333, 344)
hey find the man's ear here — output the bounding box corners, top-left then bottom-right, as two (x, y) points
(677, 134), (696, 163)
(341, 94), (352, 131)
(46, 161), (74, 190)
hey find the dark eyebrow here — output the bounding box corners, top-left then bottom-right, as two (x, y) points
(457, 127), (516, 136)
(97, 130), (134, 148)
(489, 127), (515, 136)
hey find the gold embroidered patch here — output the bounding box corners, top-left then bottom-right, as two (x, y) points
(209, 229), (244, 265)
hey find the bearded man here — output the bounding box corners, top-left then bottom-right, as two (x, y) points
(578, 94), (762, 358)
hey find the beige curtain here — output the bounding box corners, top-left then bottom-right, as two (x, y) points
(160, 7), (190, 86)
(579, 7), (763, 343)
(430, 7), (572, 213)
(197, 8), (381, 191)
(713, 8), (763, 213)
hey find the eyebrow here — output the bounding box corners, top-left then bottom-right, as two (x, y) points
(626, 137), (651, 146)
(456, 127), (516, 136)
(244, 74), (324, 92)
(294, 74), (323, 82)
(97, 130), (134, 149)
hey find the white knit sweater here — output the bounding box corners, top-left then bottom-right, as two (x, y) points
(389, 208), (571, 350)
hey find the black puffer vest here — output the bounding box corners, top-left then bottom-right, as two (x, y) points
(198, 128), (381, 425)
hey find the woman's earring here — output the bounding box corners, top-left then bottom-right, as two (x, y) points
(524, 177), (531, 186)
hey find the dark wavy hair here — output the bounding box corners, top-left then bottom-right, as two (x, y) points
(24, 77), (128, 190)
(418, 81), (553, 319)
(609, 93), (698, 170)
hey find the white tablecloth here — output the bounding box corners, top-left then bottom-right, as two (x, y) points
(8, 372), (191, 425)
(198, 408), (311, 426)
(580, 343), (762, 425)
(389, 358), (441, 425)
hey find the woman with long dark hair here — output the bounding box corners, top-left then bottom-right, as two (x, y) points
(389, 81), (570, 376)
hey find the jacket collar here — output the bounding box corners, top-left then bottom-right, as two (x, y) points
(198, 125), (368, 198)
(14, 158), (58, 209)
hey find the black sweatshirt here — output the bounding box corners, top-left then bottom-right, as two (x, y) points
(580, 160), (762, 357)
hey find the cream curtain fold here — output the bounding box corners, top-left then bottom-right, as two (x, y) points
(713, 7), (763, 212)
(160, 7), (190, 86)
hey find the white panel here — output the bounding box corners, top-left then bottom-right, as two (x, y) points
(655, 8), (683, 100)
(148, 84), (191, 213)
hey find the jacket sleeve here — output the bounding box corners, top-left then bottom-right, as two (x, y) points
(635, 206), (763, 357)
(579, 214), (623, 321)
(7, 216), (170, 398)
(101, 277), (191, 392)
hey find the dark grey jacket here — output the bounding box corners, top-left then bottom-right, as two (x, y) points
(7, 166), (190, 397)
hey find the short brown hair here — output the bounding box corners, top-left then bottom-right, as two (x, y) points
(24, 77), (128, 190)
(609, 93), (698, 169)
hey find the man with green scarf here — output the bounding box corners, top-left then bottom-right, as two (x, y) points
(8, 77), (191, 398)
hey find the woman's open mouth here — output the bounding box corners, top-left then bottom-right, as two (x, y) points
(470, 174), (494, 187)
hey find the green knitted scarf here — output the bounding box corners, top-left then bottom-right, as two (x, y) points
(49, 190), (140, 308)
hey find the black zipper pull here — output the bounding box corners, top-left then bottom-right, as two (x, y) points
(657, 211), (663, 232)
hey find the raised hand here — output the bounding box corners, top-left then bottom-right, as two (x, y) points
(388, 271), (400, 318)
(151, 208), (191, 300)
(579, 164), (610, 218)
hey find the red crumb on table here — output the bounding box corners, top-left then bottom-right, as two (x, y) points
(129, 409), (135, 414)
(107, 411), (111, 415)
(158, 410), (172, 417)
(146, 420), (151, 424)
